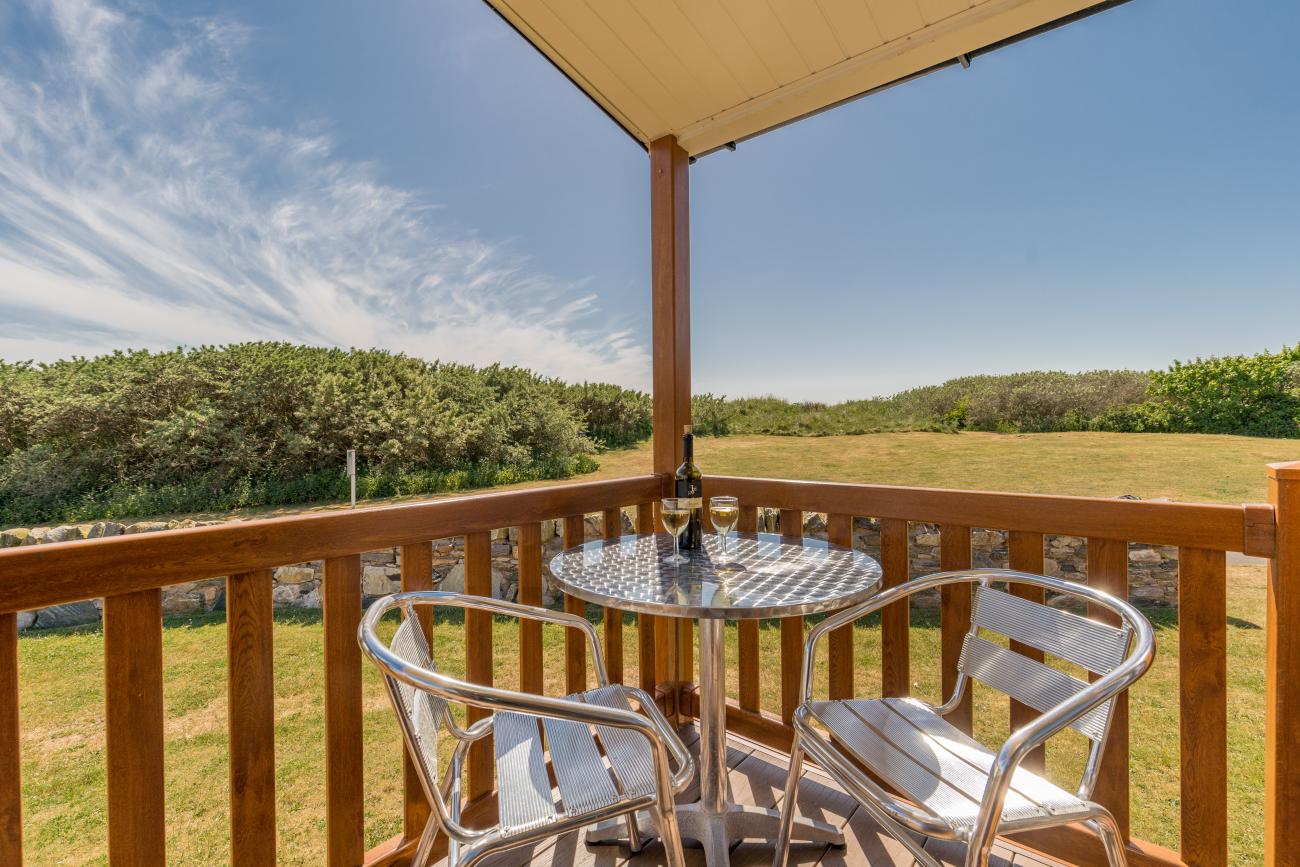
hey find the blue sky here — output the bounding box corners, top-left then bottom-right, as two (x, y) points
(1, 0), (1297, 400)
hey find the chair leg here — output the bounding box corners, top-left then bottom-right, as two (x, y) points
(1093, 811), (1129, 867)
(654, 799), (688, 867)
(411, 817), (440, 867)
(771, 729), (805, 867)
(624, 811), (645, 853)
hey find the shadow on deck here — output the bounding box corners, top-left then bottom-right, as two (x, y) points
(441, 726), (1067, 867)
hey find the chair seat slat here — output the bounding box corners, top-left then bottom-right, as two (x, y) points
(584, 686), (657, 797)
(541, 716), (622, 815)
(494, 713), (557, 835)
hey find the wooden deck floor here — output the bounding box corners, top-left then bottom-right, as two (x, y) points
(441, 726), (1067, 867)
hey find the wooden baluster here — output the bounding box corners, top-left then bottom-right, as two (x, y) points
(516, 525), (544, 694)
(399, 543), (434, 842)
(227, 570), (277, 866)
(827, 514), (855, 700)
(1, 611), (20, 866)
(1267, 461), (1300, 867)
(939, 525), (973, 734)
(464, 532), (495, 800)
(602, 508), (625, 684)
(1179, 546), (1228, 867)
(562, 515), (588, 695)
(322, 555), (363, 867)
(1087, 537), (1131, 840)
(880, 518), (910, 698)
(636, 503), (656, 695)
(780, 509), (804, 723)
(1007, 531), (1046, 772)
(104, 588), (166, 866)
(737, 505), (760, 713)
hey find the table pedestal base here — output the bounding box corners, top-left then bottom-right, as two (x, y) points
(586, 618), (843, 865)
(585, 804), (842, 864)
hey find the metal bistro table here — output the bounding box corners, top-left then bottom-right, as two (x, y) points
(549, 531), (881, 865)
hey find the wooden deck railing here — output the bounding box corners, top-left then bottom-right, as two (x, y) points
(1, 465), (1297, 866)
(704, 473), (1289, 867)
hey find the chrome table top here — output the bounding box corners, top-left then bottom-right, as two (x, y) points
(548, 532), (881, 620)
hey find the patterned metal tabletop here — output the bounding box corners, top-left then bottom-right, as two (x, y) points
(548, 532), (881, 619)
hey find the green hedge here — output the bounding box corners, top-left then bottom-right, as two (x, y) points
(0, 344), (620, 525)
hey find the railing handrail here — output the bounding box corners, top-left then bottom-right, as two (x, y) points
(709, 474), (1271, 555)
(0, 474), (662, 614)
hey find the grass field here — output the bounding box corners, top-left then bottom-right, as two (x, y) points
(16, 566), (1268, 865)
(186, 431), (1298, 526)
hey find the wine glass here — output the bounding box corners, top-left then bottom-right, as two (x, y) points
(709, 496), (741, 570)
(660, 497), (691, 565)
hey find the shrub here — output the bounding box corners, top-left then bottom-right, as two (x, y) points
(0, 343), (651, 525)
(1145, 348), (1300, 437)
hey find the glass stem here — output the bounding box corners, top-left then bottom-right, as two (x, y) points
(674, 533), (680, 562)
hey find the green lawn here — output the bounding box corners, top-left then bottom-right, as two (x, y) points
(140, 430), (1298, 527)
(17, 565), (1267, 865)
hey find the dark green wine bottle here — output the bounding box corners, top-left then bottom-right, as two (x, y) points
(675, 425), (703, 549)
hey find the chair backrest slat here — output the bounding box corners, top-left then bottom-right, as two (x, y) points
(388, 615), (448, 782)
(958, 634), (1111, 742)
(972, 586), (1130, 675)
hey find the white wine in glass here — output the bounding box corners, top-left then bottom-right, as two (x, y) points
(709, 496), (740, 566)
(660, 497), (691, 565)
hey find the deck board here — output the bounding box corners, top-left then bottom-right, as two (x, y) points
(433, 726), (1067, 867)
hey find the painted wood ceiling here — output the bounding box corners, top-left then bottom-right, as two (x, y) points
(483, 0), (1127, 156)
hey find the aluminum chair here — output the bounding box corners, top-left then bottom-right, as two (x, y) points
(360, 590), (696, 867)
(773, 570), (1156, 867)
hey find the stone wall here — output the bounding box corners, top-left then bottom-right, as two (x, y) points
(4, 507), (1176, 632)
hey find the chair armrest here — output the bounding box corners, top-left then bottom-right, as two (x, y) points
(382, 590), (611, 686)
(798, 571), (986, 705)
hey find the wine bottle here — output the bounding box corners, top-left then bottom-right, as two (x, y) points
(675, 425), (704, 549)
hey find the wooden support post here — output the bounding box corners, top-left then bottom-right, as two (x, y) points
(650, 135), (691, 719)
(1007, 531), (1046, 773)
(0, 612), (21, 866)
(1179, 546), (1227, 867)
(562, 515), (588, 695)
(398, 542), (434, 843)
(464, 532), (494, 800)
(322, 555), (364, 867)
(516, 524), (544, 694)
(1087, 537), (1130, 840)
(737, 504), (761, 712)
(602, 508), (624, 684)
(880, 518), (910, 698)
(1267, 461), (1300, 866)
(104, 588), (166, 867)
(636, 503), (656, 695)
(827, 514), (855, 700)
(227, 570), (277, 866)
(780, 509), (803, 723)
(939, 525), (973, 733)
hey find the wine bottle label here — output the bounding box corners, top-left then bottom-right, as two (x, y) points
(683, 497), (702, 509)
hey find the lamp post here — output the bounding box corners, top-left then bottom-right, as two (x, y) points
(346, 449), (356, 509)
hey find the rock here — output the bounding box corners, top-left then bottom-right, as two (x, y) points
(46, 524), (85, 543)
(16, 611), (35, 631)
(126, 521), (170, 535)
(162, 591), (205, 615)
(300, 587), (321, 609)
(34, 601), (101, 629)
(362, 565), (397, 596)
(275, 565), (317, 585)
(272, 584), (303, 607)
(21, 527), (48, 546)
(438, 562), (505, 598)
(361, 550), (396, 566)
(1, 528), (29, 548)
(1128, 547), (1163, 565)
(914, 533), (941, 548)
(87, 521), (126, 539)
(803, 513), (826, 534)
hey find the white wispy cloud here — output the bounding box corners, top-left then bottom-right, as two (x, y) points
(0, 0), (650, 385)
